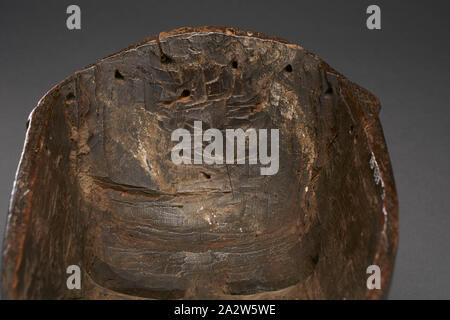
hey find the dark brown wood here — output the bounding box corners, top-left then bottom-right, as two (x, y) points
(1, 27), (398, 300)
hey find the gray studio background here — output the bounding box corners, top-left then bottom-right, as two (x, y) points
(1, 0), (449, 299)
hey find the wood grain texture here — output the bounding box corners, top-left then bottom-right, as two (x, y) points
(1, 27), (398, 300)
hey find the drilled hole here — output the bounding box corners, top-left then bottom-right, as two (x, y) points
(160, 54), (173, 64)
(311, 254), (319, 266)
(66, 92), (75, 100)
(284, 64), (293, 72)
(325, 87), (333, 95)
(200, 171), (211, 179)
(114, 70), (124, 80)
(181, 89), (191, 97)
(231, 60), (238, 69)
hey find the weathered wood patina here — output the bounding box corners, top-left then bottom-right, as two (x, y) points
(1, 27), (398, 299)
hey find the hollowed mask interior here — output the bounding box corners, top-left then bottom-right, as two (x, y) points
(2, 28), (396, 300)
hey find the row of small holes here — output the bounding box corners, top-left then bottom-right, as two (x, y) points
(114, 62), (293, 81)
(113, 62), (293, 102)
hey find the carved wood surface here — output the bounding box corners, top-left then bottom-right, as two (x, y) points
(1, 27), (398, 300)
